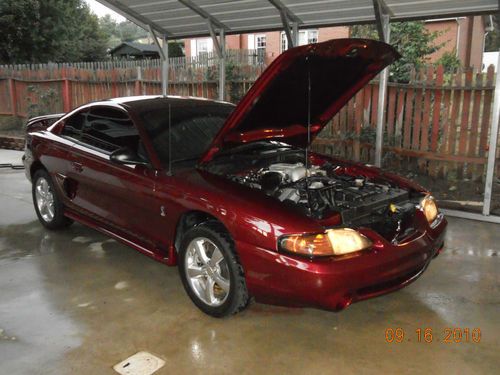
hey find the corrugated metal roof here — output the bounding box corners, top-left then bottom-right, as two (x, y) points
(97, 0), (499, 38)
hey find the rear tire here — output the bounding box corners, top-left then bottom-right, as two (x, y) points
(178, 222), (250, 317)
(32, 169), (73, 230)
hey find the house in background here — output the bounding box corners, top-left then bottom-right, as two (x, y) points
(184, 15), (493, 69)
(425, 16), (493, 69)
(109, 42), (160, 59)
(184, 26), (349, 64)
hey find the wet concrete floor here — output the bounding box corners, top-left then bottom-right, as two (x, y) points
(0, 157), (499, 374)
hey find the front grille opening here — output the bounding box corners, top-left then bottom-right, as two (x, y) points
(356, 266), (424, 297)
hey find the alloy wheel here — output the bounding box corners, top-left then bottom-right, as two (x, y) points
(35, 177), (55, 222)
(184, 237), (230, 307)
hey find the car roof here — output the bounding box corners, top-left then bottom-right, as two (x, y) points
(98, 95), (235, 111)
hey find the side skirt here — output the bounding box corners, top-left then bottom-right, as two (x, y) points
(64, 209), (176, 266)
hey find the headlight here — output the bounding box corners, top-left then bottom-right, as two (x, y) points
(420, 195), (439, 223)
(279, 228), (372, 258)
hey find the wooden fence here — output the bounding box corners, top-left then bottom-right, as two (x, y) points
(0, 50), (268, 116)
(314, 65), (499, 181)
(0, 57), (498, 181)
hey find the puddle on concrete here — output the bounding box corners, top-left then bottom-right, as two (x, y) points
(0, 203), (499, 374)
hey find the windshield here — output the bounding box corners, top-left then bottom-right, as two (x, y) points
(140, 100), (234, 167)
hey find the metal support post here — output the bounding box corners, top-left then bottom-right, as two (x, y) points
(483, 49), (500, 215)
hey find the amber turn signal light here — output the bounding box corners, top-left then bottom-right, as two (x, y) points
(279, 229), (372, 258)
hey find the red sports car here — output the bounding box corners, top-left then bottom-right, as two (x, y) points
(23, 39), (446, 317)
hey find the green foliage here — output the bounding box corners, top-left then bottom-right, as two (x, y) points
(485, 15), (499, 52)
(99, 15), (184, 57)
(359, 126), (377, 144)
(351, 22), (444, 82)
(26, 85), (60, 119)
(168, 41), (184, 58)
(225, 59), (245, 102)
(0, 0), (108, 63)
(99, 15), (147, 48)
(0, 116), (23, 131)
(435, 50), (461, 74)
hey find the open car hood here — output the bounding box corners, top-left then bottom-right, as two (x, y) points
(200, 38), (400, 163)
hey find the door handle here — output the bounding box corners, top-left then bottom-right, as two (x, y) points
(72, 162), (83, 173)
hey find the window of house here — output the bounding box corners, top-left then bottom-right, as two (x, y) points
(281, 33), (288, 54)
(256, 34), (267, 51)
(280, 29), (319, 52)
(255, 34), (266, 63)
(248, 34), (267, 64)
(197, 39), (209, 54)
(307, 30), (318, 44)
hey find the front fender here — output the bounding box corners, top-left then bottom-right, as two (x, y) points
(157, 169), (324, 253)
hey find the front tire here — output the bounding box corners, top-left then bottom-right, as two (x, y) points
(32, 169), (72, 230)
(178, 222), (250, 317)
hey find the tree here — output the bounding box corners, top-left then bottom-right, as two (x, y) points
(99, 16), (148, 49)
(98, 16), (185, 58)
(99, 14), (121, 49)
(0, 0), (108, 64)
(485, 14), (500, 52)
(168, 41), (184, 58)
(435, 50), (461, 74)
(118, 21), (148, 42)
(351, 22), (444, 82)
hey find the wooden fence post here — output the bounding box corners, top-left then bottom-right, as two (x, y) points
(61, 66), (72, 112)
(111, 69), (118, 97)
(135, 66), (143, 95)
(8, 78), (17, 117)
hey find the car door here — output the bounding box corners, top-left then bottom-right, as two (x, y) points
(40, 111), (84, 207)
(65, 105), (168, 252)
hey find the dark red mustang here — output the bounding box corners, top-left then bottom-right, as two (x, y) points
(23, 39), (446, 317)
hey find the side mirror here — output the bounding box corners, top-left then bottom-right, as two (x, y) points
(110, 147), (149, 167)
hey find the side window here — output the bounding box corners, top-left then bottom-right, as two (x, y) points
(81, 107), (140, 154)
(61, 112), (86, 140)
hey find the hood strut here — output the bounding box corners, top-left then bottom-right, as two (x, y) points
(167, 103), (173, 176)
(305, 56), (312, 214)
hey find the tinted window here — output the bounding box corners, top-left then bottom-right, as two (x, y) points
(140, 101), (233, 166)
(61, 112), (85, 139)
(62, 107), (140, 154)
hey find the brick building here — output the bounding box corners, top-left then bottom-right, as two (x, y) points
(184, 16), (493, 69)
(425, 16), (493, 69)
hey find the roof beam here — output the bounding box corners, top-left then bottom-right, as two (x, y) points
(269, 0), (301, 48)
(95, 0), (170, 36)
(207, 20), (224, 59)
(268, 0), (301, 23)
(373, 0), (392, 41)
(280, 11), (295, 48)
(148, 25), (166, 60)
(177, 0), (228, 31)
(376, 0), (394, 18)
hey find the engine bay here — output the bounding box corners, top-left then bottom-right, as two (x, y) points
(204, 146), (419, 241)
(229, 161), (409, 220)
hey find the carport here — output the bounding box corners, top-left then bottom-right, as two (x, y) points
(97, 0), (500, 223)
(2, 2), (500, 374)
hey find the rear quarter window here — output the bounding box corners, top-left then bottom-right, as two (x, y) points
(61, 107), (141, 155)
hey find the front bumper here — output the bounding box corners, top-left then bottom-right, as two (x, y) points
(237, 212), (447, 311)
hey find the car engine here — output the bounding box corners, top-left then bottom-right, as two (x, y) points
(229, 162), (411, 224)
